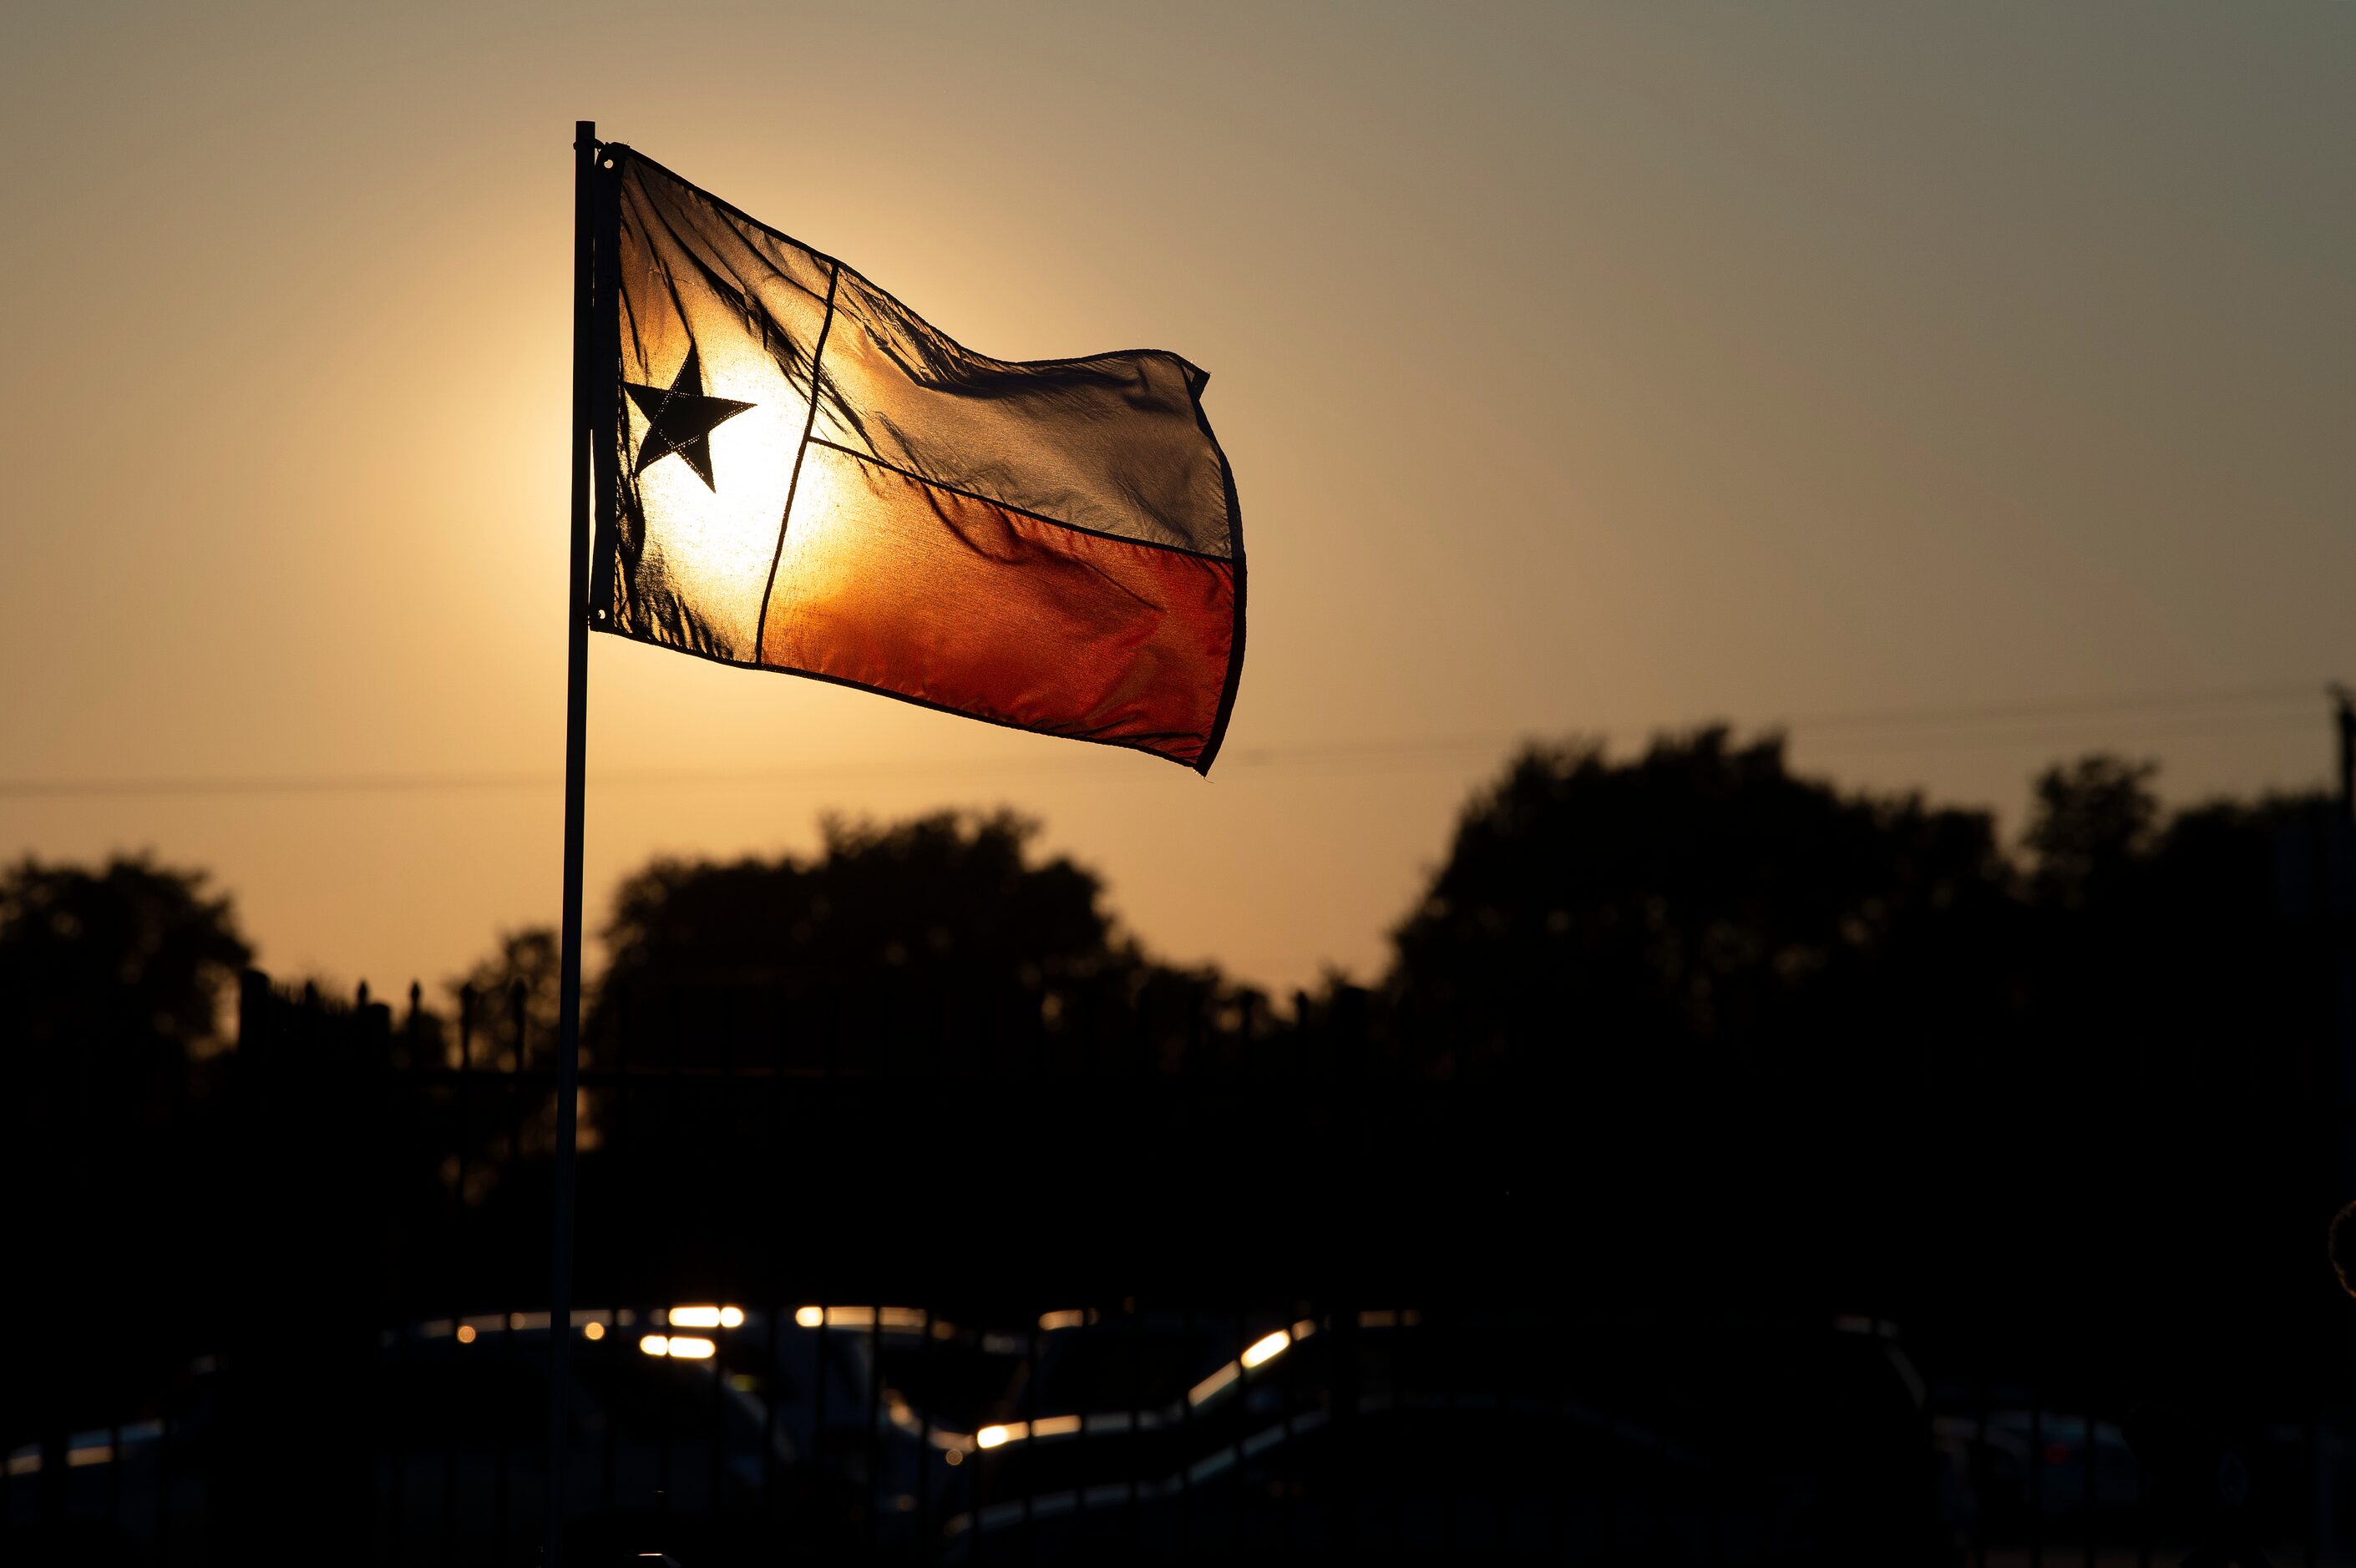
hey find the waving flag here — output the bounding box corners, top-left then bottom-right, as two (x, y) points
(592, 149), (1244, 771)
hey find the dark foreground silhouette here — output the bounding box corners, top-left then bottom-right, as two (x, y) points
(4, 730), (2348, 1561)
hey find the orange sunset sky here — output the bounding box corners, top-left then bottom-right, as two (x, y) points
(3, 3), (2350, 998)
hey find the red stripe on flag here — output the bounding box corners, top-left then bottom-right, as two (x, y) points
(759, 443), (1236, 766)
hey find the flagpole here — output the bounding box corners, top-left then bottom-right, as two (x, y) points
(548, 116), (597, 1568)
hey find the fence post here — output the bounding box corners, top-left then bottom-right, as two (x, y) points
(214, 971), (382, 1555)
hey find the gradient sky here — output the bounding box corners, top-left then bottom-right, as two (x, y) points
(3, 3), (2350, 998)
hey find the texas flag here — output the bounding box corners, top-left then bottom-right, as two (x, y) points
(592, 149), (1244, 772)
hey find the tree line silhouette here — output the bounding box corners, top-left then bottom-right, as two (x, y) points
(4, 727), (2346, 1520)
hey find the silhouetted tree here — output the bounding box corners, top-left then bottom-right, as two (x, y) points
(2009, 765), (2340, 1433)
(589, 810), (1258, 1067)
(603, 812), (1109, 991)
(1385, 728), (2013, 1080)
(560, 812), (1269, 1306)
(1374, 732), (2342, 1424)
(0, 852), (251, 1066)
(2018, 763), (2329, 1102)
(0, 855), (251, 1469)
(0, 852), (251, 1206)
(2022, 755), (2161, 912)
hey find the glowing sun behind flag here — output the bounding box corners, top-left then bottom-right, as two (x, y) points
(595, 147), (1244, 772)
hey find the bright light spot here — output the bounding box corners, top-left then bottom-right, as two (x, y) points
(1031, 1414), (1082, 1439)
(1038, 1308), (1092, 1331)
(1241, 1331), (1290, 1368)
(666, 1336), (717, 1359)
(975, 1424), (1013, 1449)
(641, 1335), (671, 1357)
(623, 334), (813, 655)
(763, 442), (864, 641)
(792, 1303), (926, 1330)
(455, 1325), (478, 1345)
(1188, 1363), (1239, 1406)
(670, 1305), (723, 1328)
(583, 1322), (605, 1342)
(944, 1448), (964, 1467)
(720, 1306), (745, 1328)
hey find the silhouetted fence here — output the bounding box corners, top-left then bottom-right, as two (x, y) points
(4, 967), (2347, 1564)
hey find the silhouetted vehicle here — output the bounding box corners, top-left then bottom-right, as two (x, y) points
(1932, 1407), (2140, 1536)
(5, 1307), (1945, 1565)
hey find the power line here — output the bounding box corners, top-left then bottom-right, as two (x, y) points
(0, 681), (2335, 801)
(1790, 706), (2322, 759)
(1771, 680), (2318, 734)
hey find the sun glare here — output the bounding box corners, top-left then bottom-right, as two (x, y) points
(757, 441), (863, 661)
(627, 339), (809, 655)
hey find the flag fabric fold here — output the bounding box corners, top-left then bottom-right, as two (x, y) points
(593, 148), (1244, 772)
